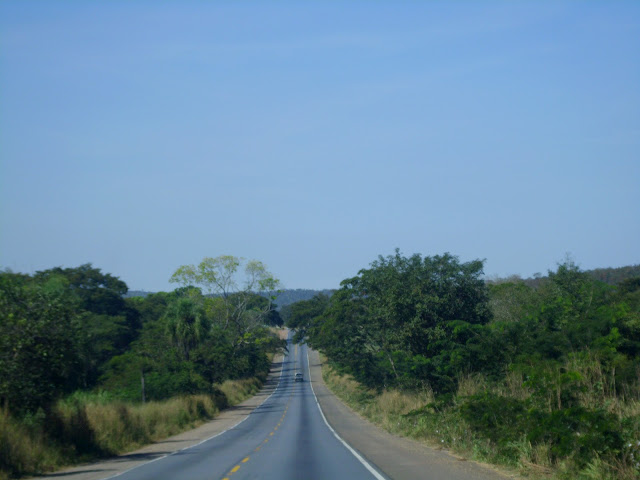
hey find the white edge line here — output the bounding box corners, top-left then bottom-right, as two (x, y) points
(101, 351), (287, 480)
(306, 348), (387, 480)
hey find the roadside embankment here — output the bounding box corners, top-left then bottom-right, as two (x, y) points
(309, 350), (510, 480)
(320, 354), (640, 480)
(0, 351), (280, 480)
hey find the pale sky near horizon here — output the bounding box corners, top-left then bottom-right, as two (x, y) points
(1, 1), (639, 292)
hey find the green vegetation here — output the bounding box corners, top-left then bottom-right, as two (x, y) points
(126, 288), (333, 323)
(587, 265), (640, 286)
(491, 263), (640, 290)
(292, 250), (640, 479)
(0, 381), (262, 480)
(0, 256), (285, 479)
(275, 288), (334, 311)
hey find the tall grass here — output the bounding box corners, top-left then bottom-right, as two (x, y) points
(0, 413), (58, 480)
(324, 371), (433, 435)
(217, 377), (263, 405)
(1, 375), (267, 479)
(322, 357), (640, 480)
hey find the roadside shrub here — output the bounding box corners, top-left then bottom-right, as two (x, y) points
(528, 406), (623, 466)
(459, 393), (527, 446)
(458, 393), (624, 468)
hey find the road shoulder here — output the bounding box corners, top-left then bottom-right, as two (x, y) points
(32, 353), (285, 480)
(308, 349), (516, 480)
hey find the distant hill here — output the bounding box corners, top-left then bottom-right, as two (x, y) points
(128, 265), (640, 301)
(124, 290), (153, 298)
(123, 288), (334, 309)
(587, 264), (640, 285)
(271, 289), (334, 308)
(488, 264), (640, 288)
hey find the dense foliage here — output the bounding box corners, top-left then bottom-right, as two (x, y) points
(273, 289), (334, 310)
(0, 258), (285, 417)
(291, 251), (640, 477)
(292, 250), (491, 392)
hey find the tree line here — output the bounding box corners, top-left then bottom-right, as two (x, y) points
(287, 250), (640, 474)
(0, 256), (286, 417)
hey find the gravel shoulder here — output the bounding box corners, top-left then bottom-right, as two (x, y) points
(308, 349), (518, 480)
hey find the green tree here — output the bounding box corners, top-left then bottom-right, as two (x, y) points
(163, 297), (210, 361)
(170, 256), (281, 335)
(0, 272), (81, 414)
(34, 264), (141, 387)
(488, 280), (538, 324)
(34, 264), (129, 316)
(304, 250), (491, 391)
(286, 293), (330, 343)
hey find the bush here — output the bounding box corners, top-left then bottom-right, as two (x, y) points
(529, 407), (623, 466)
(459, 393), (527, 446)
(459, 393), (624, 468)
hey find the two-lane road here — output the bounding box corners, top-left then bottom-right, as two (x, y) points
(40, 335), (509, 480)
(110, 337), (385, 480)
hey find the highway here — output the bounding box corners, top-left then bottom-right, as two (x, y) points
(40, 335), (507, 480)
(108, 337), (386, 480)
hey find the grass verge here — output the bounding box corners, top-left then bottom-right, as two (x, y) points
(321, 356), (640, 480)
(0, 370), (272, 479)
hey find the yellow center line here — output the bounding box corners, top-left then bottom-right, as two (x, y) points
(239, 373), (295, 467)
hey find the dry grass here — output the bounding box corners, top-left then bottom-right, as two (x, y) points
(322, 358), (640, 480)
(499, 370), (532, 401)
(217, 377), (262, 406)
(271, 327), (289, 340)
(456, 373), (487, 397)
(0, 413), (59, 479)
(322, 362), (433, 436)
(1, 374), (268, 479)
(74, 394), (221, 453)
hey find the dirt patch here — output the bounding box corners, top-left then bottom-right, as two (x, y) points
(274, 327), (289, 340)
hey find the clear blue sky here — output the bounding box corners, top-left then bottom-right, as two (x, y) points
(1, 1), (638, 292)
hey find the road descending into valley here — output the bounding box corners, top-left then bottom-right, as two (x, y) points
(41, 334), (509, 480)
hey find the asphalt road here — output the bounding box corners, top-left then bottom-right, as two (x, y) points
(308, 350), (511, 480)
(106, 338), (386, 480)
(40, 335), (510, 480)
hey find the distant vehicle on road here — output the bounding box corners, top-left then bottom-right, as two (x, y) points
(294, 372), (304, 382)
